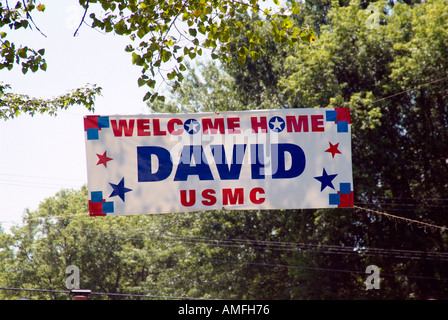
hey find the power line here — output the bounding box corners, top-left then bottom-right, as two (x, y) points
(370, 75), (448, 104)
(3, 201), (448, 254)
(354, 201), (448, 213)
(9, 217), (448, 262)
(356, 202), (448, 208)
(354, 205), (448, 233)
(0, 287), (214, 300)
(0, 173), (85, 190)
(88, 291), (217, 300)
(1, 211), (447, 297)
(0, 173), (86, 183)
(194, 257), (448, 281)
(0, 181), (82, 190)
(2, 200), (448, 263)
(3, 200), (448, 247)
(374, 196), (448, 202)
(83, 226), (447, 259)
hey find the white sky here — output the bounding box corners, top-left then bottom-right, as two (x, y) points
(0, 0), (153, 230)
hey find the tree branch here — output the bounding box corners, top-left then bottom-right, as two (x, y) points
(21, 0), (47, 38)
(74, 5), (89, 37)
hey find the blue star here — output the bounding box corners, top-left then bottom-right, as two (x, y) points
(314, 168), (338, 191)
(109, 177), (132, 202)
(184, 119), (201, 134)
(269, 116), (285, 132)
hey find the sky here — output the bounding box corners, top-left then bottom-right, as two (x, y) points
(0, 0), (153, 231)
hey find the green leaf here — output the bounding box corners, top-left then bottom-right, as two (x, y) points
(249, 51), (259, 61)
(17, 48), (27, 59)
(238, 46), (249, 57)
(284, 19), (294, 29)
(132, 52), (140, 64)
(182, 12), (190, 21)
(143, 92), (152, 101)
(292, 6), (301, 15)
(147, 79), (156, 89)
(167, 71), (177, 80)
(189, 28), (197, 37)
(237, 54), (246, 64)
(300, 29), (316, 43)
(199, 25), (206, 34)
(150, 92), (158, 102)
(160, 50), (171, 62)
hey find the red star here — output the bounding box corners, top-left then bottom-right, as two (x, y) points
(96, 151), (113, 168)
(325, 142), (342, 158)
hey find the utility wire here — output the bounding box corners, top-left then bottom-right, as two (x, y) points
(370, 75), (448, 104)
(0, 287), (214, 300)
(69, 224), (445, 256)
(354, 205), (448, 233)
(1, 210), (448, 297)
(9, 217), (448, 262)
(0, 287), (68, 296)
(195, 257), (448, 281)
(3, 201), (448, 258)
(0, 181), (82, 190)
(0, 173), (85, 182)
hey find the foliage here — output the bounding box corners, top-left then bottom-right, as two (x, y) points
(0, 1), (101, 119)
(0, 0), (315, 120)
(0, 1), (47, 73)
(0, 83), (102, 120)
(149, 0), (448, 299)
(2, 0), (448, 300)
(0, 187), (297, 300)
(84, 0), (314, 102)
(149, 60), (247, 113)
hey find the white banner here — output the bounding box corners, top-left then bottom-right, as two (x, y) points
(84, 108), (353, 216)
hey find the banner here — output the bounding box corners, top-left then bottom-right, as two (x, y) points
(84, 108), (353, 216)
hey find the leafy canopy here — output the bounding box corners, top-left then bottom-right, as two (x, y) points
(149, 0), (448, 299)
(84, 0), (314, 102)
(2, 0), (448, 300)
(0, 1), (101, 120)
(0, 0), (315, 119)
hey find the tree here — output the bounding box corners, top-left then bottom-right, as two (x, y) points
(0, 0), (315, 120)
(0, 187), (297, 300)
(83, 0), (315, 102)
(3, 0), (448, 300)
(0, 1), (101, 120)
(261, 0), (448, 299)
(149, 0), (448, 299)
(0, 186), (152, 299)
